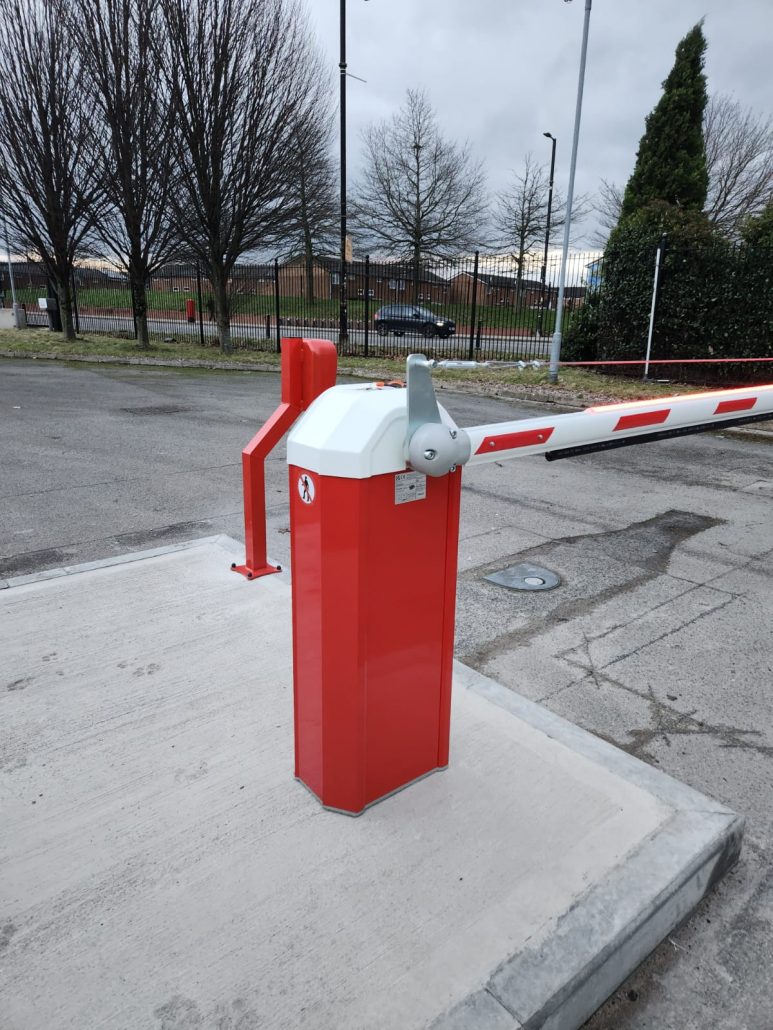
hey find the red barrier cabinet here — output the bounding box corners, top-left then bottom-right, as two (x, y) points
(287, 383), (465, 815)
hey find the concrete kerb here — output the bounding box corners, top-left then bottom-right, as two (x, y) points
(440, 662), (744, 1030)
(0, 534), (283, 591)
(1, 535), (743, 1030)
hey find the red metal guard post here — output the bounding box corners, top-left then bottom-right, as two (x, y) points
(231, 337), (337, 580)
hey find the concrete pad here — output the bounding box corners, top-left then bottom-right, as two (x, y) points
(0, 538), (742, 1030)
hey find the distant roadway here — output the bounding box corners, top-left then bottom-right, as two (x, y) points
(25, 310), (551, 359)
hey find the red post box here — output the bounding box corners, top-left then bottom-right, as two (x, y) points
(186, 298), (196, 323)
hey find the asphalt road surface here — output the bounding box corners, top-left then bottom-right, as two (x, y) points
(2, 358), (772, 1030)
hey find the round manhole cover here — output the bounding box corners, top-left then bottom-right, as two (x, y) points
(485, 562), (561, 592)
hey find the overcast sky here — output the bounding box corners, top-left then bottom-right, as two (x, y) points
(308, 0), (772, 249)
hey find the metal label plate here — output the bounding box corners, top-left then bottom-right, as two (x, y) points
(395, 471), (427, 505)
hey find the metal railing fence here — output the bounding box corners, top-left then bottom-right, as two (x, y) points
(9, 242), (770, 375)
(9, 250), (598, 361)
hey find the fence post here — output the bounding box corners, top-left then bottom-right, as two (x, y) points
(274, 257), (281, 353)
(364, 255), (370, 357)
(196, 262), (205, 348)
(643, 234), (667, 380)
(71, 272), (80, 335)
(468, 251), (479, 360)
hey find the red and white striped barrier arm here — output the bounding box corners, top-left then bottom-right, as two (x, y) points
(465, 384), (773, 466)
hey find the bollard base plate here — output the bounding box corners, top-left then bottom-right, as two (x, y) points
(230, 560), (281, 580)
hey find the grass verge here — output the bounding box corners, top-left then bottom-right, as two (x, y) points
(0, 327), (710, 407)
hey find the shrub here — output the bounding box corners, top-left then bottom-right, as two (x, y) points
(562, 289), (601, 362)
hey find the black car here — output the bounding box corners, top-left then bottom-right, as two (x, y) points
(373, 304), (456, 338)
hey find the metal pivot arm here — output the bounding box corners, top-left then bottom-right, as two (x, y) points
(405, 353), (471, 477)
(464, 384), (773, 466)
(232, 337), (337, 579)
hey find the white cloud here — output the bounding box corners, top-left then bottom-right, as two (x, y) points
(308, 0), (771, 243)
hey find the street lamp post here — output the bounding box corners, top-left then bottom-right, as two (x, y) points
(549, 0), (592, 383)
(537, 132), (556, 338)
(338, 0), (371, 349)
(339, 0), (349, 347)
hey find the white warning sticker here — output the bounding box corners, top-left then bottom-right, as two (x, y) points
(395, 471), (427, 505)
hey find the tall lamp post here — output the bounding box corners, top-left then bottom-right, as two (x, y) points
(536, 132), (556, 338)
(339, 0), (349, 347)
(549, 0), (592, 383)
(339, 0), (370, 348)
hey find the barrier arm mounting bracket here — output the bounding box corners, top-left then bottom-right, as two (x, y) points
(404, 354), (471, 477)
(231, 337), (337, 580)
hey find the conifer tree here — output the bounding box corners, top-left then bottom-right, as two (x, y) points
(619, 23), (709, 220)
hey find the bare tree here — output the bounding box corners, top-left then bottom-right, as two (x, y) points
(352, 88), (487, 296)
(70, 0), (180, 348)
(591, 178), (624, 246)
(158, 0), (319, 352)
(0, 0), (103, 339)
(495, 153), (589, 290)
(704, 93), (773, 238)
(284, 94), (338, 304)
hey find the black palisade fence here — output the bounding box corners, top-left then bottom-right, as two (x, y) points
(7, 243), (770, 377)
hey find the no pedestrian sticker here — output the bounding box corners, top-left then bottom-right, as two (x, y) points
(298, 473), (315, 505)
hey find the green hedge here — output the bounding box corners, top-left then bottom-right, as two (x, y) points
(563, 202), (773, 381)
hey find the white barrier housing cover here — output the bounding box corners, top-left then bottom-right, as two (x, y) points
(287, 383), (457, 478)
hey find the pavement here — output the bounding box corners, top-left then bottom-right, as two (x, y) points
(1, 358), (773, 1028)
(0, 537), (741, 1030)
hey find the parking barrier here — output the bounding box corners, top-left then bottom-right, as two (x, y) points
(237, 344), (773, 812)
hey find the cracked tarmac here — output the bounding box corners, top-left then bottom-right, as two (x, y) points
(452, 418), (773, 1030)
(2, 360), (772, 1029)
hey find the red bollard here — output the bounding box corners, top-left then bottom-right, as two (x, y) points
(231, 338), (337, 580)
